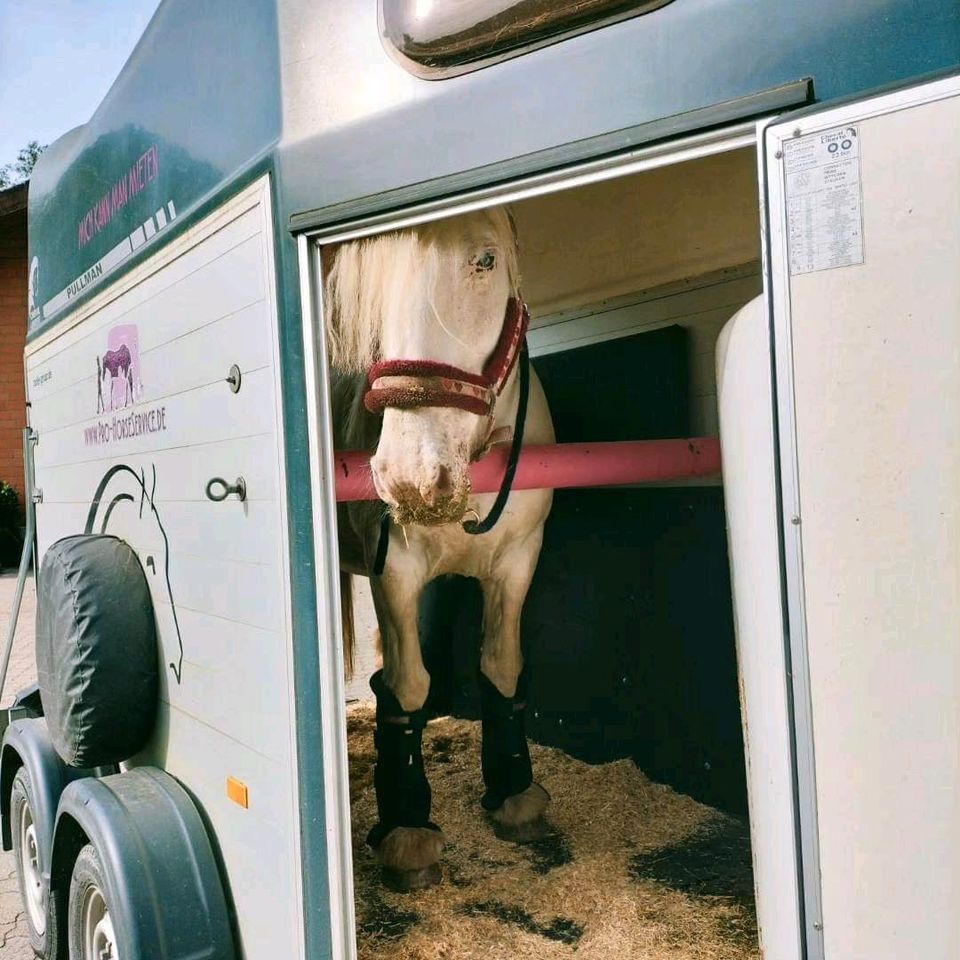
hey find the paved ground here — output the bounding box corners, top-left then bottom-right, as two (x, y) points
(0, 570), (38, 959)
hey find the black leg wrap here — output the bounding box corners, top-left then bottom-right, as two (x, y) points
(479, 670), (534, 812)
(366, 670), (441, 850)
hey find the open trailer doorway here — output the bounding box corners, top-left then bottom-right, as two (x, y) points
(318, 134), (768, 960)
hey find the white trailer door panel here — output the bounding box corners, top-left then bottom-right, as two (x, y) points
(25, 179), (305, 960)
(764, 74), (960, 959)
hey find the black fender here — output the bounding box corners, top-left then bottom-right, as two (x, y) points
(51, 767), (235, 960)
(0, 718), (92, 879)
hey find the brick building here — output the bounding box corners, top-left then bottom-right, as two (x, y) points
(0, 182), (28, 500)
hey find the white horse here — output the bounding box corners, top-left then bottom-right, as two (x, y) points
(325, 207), (555, 890)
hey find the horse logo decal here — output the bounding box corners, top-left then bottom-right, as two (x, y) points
(27, 257), (41, 322)
(97, 323), (142, 413)
(85, 462), (185, 684)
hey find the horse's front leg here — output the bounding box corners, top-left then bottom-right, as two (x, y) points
(478, 534), (550, 840)
(367, 563), (444, 891)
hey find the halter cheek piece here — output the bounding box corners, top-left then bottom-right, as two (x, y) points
(365, 298), (532, 572)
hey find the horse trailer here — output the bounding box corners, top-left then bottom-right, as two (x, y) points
(1, 2), (958, 958)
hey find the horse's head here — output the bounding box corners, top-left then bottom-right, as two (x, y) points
(326, 208), (520, 525)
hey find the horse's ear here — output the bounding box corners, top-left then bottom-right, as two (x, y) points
(506, 207), (519, 250)
(502, 207), (522, 295)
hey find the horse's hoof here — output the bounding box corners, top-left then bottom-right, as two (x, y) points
(371, 825), (444, 892)
(381, 861), (442, 892)
(492, 814), (551, 843)
(488, 782), (551, 841)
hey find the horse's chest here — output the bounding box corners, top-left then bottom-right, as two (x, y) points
(402, 492), (528, 579)
(408, 523), (496, 578)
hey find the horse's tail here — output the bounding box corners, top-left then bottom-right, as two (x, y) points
(340, 571), (355, 679)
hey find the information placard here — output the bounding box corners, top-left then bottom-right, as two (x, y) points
(784, 125), (864, 275)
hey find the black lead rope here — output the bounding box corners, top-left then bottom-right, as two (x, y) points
(372, 509), (391, 576)
(371, 343), (531, 574)
(463, 342), (530, 536)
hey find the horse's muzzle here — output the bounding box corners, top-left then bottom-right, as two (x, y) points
(371, 457), (472, 527)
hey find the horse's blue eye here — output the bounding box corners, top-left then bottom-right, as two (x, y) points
(473, 251), (496, 271)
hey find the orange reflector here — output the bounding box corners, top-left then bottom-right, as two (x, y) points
(227, 777), (249, 809)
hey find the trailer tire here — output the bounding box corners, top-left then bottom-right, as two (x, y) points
(67, 844), (116, 960)
(37, 534), (159, 767)
(51, 768), (235, 960)
(11, 767), (65, 960)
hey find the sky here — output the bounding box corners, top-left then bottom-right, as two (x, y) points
(0, 0), (162, 173)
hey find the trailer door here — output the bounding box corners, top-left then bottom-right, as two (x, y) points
(762, 73), (960, 960)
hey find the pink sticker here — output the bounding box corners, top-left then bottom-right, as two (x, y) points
(97, 323), (142, 413)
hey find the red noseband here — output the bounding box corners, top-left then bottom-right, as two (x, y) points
(364, 298), (530, 417)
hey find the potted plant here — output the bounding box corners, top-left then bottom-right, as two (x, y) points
(0, 482), (24, 572)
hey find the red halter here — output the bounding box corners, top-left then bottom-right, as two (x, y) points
(364, 298), (529, 417)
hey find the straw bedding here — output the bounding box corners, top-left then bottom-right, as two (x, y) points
(348, 705), (759, 960)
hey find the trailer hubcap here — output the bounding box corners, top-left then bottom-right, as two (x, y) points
(17, 803), (45, 935)
(82, 885), (117, 960)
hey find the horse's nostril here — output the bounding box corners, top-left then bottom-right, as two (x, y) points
(435, 464), (452, 494)
(419, 464), (453, 507)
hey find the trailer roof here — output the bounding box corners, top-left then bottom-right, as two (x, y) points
(27, 0), (960, 335)
(26, 0), (280, 335)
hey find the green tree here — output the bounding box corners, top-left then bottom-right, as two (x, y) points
(0, 140), (45, 189)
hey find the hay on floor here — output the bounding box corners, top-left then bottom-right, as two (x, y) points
(348, 705), (759, 960)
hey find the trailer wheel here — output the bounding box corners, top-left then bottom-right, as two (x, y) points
(11, 766), (63, 959)
(68, 844), (118, 960)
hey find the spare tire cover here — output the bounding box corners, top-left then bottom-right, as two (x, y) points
(36, 534), (159, 767)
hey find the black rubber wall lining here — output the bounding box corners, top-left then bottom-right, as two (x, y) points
(534, 324), (690, 443)
(419, 325), (748, 815)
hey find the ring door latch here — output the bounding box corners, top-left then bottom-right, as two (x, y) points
(205, 477), (247, 502)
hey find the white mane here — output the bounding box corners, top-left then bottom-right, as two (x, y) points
(324, 207), (520, 373)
